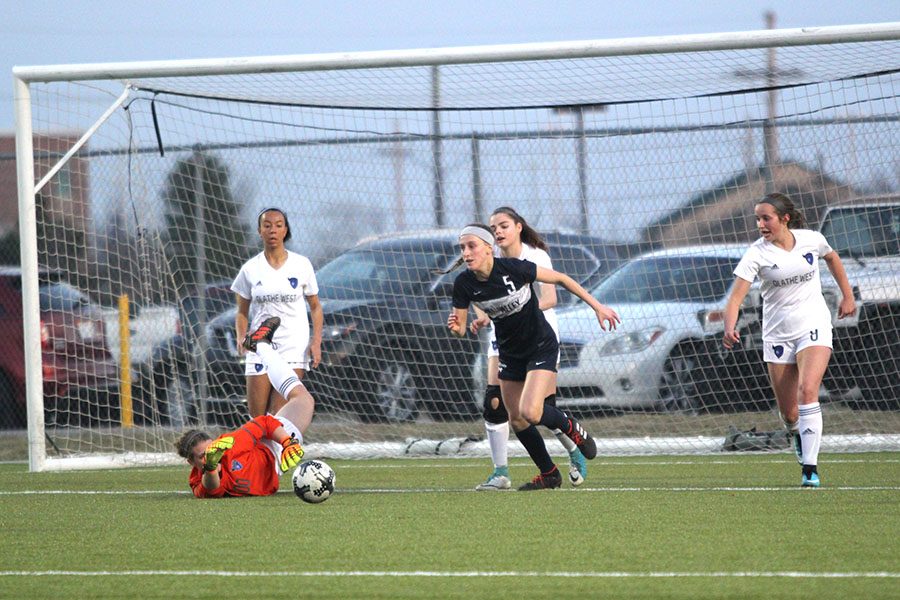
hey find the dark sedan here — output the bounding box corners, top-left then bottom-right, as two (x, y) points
(202, 229), (625, 423)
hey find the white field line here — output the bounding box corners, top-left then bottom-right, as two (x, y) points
(4, 456), (896, 471)
(332, 457), (900, 468)
(1, 485), (898, 496)
(0, 570), (897, 578)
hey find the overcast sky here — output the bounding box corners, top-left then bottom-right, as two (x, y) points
(3, 1), (899, 131)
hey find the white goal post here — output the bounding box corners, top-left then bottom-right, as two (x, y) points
(14, 23), (900, 471)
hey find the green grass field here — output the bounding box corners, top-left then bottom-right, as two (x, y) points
(0, 453), (898, 599)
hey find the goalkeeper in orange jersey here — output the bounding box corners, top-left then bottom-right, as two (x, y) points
(175, 317), (310, 498)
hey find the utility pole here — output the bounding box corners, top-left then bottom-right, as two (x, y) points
(471, 136), (483, 222)
(378, 120), (408, 231)
(431, 65), (446, 228)
(734, 11), (801, 192)
(551, 103), (607, 234)
(763, 10), (780, 188)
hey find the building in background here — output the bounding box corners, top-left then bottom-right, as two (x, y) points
(0, 134), (90, 268)
(642, 162), (858, 248)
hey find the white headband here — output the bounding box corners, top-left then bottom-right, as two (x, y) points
(459, 226), (494, 246)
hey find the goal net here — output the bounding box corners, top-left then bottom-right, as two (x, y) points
(14, 24), (900, 470)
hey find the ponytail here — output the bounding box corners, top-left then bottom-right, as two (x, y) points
(437, 256), (466, 275)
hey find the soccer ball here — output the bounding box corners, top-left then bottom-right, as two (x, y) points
(292, 460), (335, 504)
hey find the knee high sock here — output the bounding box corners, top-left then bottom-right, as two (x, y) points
(484, 420), (509, 469)
(514, 425), (556, 474)
(255, 343), (302, 400)
(798, 402), (823, 467)
(538, 403), (571, 433)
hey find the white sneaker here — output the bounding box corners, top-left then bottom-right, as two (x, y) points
(475, 470), (511, 491)
(568, 464), (585, 487)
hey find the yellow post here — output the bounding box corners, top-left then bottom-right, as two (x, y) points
(118, 294), (133, 428)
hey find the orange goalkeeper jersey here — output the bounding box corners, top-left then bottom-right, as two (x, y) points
(189, 415), (283, 498)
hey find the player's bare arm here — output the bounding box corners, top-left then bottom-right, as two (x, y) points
(469, 305), (490, 334)
(534, 266), (620, 330)
(822, 251), (856, 319)
(448, 307), (468, 337)
(235, 294), (251, 355)
(306, 294), (324, 367)
(722, 277), (751, 350)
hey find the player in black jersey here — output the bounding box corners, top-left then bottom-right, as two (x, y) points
(447, 224), (620, 490)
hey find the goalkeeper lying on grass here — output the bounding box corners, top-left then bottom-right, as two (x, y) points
(175, 317), (308, 498)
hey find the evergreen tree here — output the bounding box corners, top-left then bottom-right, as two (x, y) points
(160, 151), (251, 294)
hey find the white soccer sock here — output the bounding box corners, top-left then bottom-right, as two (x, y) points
(553, 429), (577, 453)
(798, 402), (823, 466)
(484, 420), (509, 469)
(255, 343), (302, 399)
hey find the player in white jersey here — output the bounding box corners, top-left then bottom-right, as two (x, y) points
(723, 193), (855, 487)
(467, 207), (587, 491)
(231, 208), (323, 426)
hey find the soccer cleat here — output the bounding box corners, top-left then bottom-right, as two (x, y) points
(568, 449), (587, 487)
(517, 468), (562, 491)
(475, 468), (512, 491)
(242, 316), (281, 353)
(564, 416), (597, 460)
(801, 466), (820, 488)
(791, 430), (803, 464)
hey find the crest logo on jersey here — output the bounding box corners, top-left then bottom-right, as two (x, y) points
(773, 345), (784, 358)
(803, 252), (814, 265)
(254, 363), (263, 373)
(230, 459), (243, 471)
(288, 277), (298, 289)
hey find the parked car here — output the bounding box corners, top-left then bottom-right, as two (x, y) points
(0, 267), (118, 428)
(204, 230), (625, 423)
(817, 198), (900, 408)
(554, 245), (769, 415)
(132, 282), (236, 426)
(102, 303), (180, 369)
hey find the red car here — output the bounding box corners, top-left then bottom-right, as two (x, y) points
(0, 267), (118, 428)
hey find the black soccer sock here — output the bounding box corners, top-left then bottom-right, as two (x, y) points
(514, 424), (556, 473)
(539, 403), (570, 432)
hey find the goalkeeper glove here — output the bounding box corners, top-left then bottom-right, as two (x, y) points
(280, 435), (304, 473)
(203, 436), (234, 472)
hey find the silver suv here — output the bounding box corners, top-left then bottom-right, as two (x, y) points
(818, 198), (900, 407)
(555, 245), (765, 415)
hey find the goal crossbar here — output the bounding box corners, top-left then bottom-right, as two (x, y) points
(13, 22), (900, 83)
